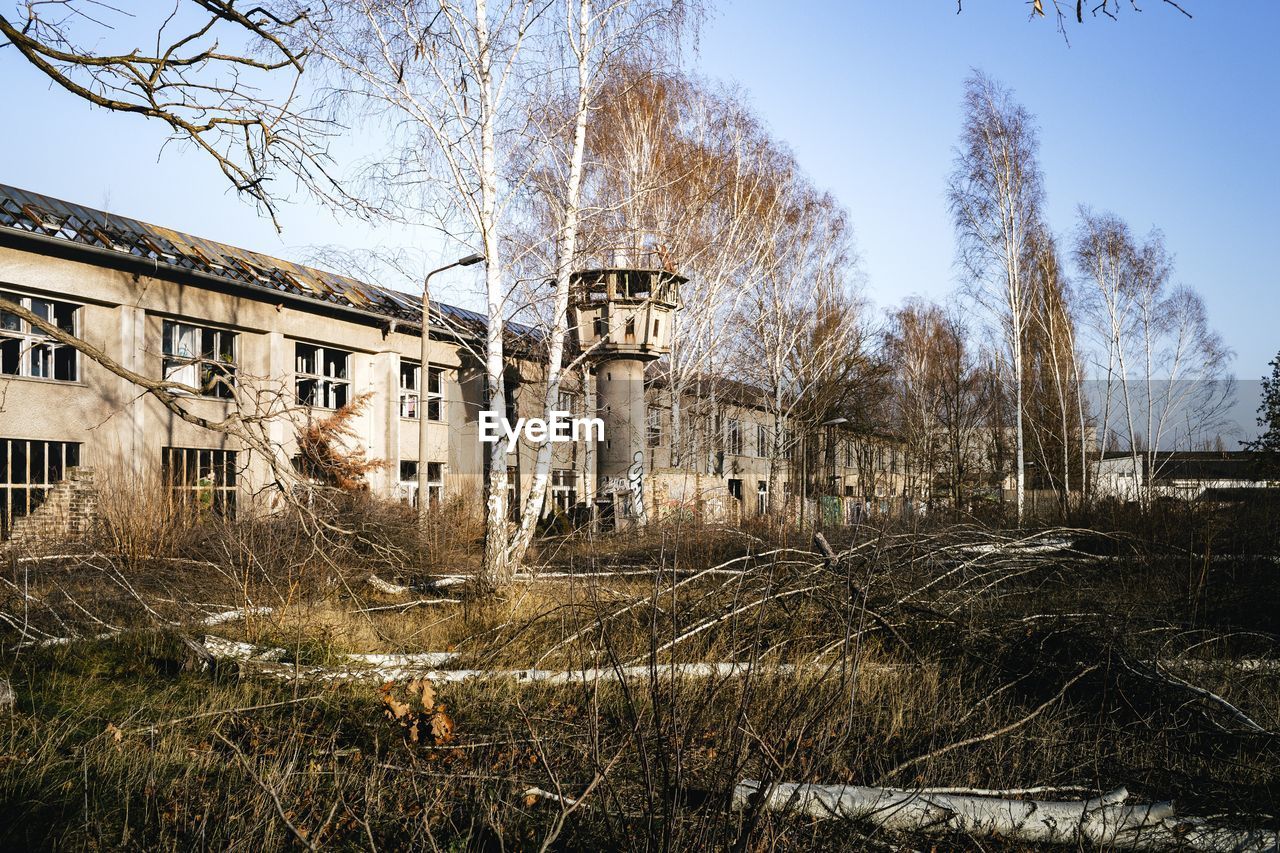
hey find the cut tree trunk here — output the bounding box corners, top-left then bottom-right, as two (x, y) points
(732, 781), (1280, 851)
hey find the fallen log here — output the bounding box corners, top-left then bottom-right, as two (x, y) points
(198, 639), (892, 686)
(201, 606), (274, 626)
(732, 781), (1280, 851)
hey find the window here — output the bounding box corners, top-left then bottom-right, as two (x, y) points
(399, 361), (419, 418)
(0, 292), (79, 381)
(647, 407), (662, 448)
(426, 366), (443, 421)
(557, 390), (578, 416)
(504, 384), (519, 427)
(844, 440), (854, 468)
(781, 428), (794, 460)
(400, 362), (442, 420)
(162, 447), (236, 518)
(550, 468), (577, 513)
(295, 343), (350, 409)
(593, 316), (608, 338)
(756, 480), (768, 516)
(726, 418), (743, 456)
(162, 320), (236, 398)
(756, 424), (769, 458)
(399, 460), (443, 507)
(728, 478), (743, 503)
(0, 439), (80, 539)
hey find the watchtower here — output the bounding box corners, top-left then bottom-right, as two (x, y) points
(570, 268), (684, 525)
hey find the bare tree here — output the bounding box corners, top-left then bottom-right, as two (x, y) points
(1075, 209), (1233, 507)
(948, 71), (1046, 524)
(1021, 226), (1088, 518)
(504, 2), (695, 565)
(568, 69), (777, 469)
(731, 178), (865, 518)
(0, 0), (339, 227)
(306, 0), (561, 586)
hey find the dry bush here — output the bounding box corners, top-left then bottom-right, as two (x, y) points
(93, 466), (204, 561)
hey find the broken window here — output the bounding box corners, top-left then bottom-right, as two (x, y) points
(756, 480), (768, 516)
(0, 438), (80, 539)
(295, 343), (350, 409)
(398, 460), (443, 508)
(426, 366), (443, 421)
(162, 447), (237, 518)
(550, 468), (576, 514)
(728, 478), (743, 503)
(399, 361), (420, 418)
(162, 320), (236, 398)
(647, 407), (662, 448)
(0, 291), (79, 381)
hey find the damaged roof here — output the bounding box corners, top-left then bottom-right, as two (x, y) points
(0, 182), (493, 336)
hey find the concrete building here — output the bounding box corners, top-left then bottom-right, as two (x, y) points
(0, 183), (918, 540)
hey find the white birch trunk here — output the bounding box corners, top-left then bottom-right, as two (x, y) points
(733, 782), (1279, 851)
(508, 0), (593, 565)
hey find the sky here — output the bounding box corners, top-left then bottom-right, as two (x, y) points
(0, 1), (1276, 391)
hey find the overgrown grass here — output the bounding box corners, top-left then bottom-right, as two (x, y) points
(2, 497), (1279, 849)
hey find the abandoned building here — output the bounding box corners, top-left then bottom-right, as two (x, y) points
(0, 183), (919, 541)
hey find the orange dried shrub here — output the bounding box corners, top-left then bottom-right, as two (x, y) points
(295, 392), (387, 490)
(380, 679), (454, 745)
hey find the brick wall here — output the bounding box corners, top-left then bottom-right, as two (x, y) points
(8, 467), (98, 545)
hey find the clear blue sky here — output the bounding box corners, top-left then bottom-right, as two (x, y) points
(1, 1), (1276, 383)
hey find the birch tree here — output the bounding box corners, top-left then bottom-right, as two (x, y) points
(1075, 209), (1233, 507)
(503, 2), (693, 565)
(308, 0), (551, 586)
(569, 69), (776, 468)
(731, 179), (865, 517)
(948, 71), (1046, 524)
(1021, 227), (1087, 517)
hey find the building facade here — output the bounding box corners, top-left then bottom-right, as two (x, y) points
(0, 183), (918, 540)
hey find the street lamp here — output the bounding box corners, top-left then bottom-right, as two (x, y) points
(419, 253), (485, 535)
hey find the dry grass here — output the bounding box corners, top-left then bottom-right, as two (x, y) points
(1, 495), (1278, 850)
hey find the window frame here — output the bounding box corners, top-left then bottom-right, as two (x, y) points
(0, 291), (80, 382)
(162, 446), (237, 518)
(399, 459), (444, 507)
(647, 407), (662, 448)
(161, 319), (237, 399)
(549, 468), (577, 513)
(726, 417), (743, 457)
(400, 362), (444, 421)
(294, 342), (351, 410)
(0, 438), (81, 539)
(399, 361), (420, 419)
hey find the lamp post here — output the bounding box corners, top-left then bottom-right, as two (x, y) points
(418, 253), (484, 536)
